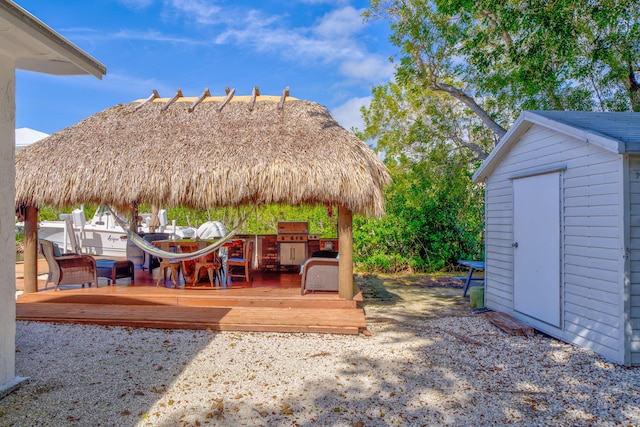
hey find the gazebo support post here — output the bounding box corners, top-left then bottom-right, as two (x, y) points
(23, 204), (38, 294)
(338, 205), (354, 300)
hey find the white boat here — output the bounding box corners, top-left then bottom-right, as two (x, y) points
(34, 206), (198, 258)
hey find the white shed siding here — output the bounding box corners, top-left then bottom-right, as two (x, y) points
(484, 123), (625, 363)
(628, 156), (640, 364)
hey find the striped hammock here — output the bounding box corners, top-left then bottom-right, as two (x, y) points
(107, 206), (251, 262)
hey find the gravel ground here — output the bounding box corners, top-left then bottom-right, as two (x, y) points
(1, 308), (640, 426)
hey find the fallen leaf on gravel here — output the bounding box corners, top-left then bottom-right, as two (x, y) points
(280, 402), (293, 415)
(254, 408), (269, 417)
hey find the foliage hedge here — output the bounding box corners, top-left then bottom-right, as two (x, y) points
(23, 162), (484, 274)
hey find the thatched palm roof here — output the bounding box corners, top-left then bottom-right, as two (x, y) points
(15, 90), (390, 217)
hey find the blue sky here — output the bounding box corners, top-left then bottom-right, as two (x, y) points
(15, 0), (395, 136)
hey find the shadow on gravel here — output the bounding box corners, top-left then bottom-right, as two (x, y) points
(5, 274), (638, 426)
(358, 273), (470, 324)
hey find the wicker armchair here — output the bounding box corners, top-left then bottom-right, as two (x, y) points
(300, 258), (339, 295)
(39, 239), (97, 290)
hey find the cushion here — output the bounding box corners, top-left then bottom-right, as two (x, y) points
(96, 259), (118, 268)
(311, 250), (338, 258)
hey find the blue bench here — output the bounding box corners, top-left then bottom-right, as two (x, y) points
(458, 260), (485, 297)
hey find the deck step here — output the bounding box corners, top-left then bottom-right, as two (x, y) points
(16, 303), (366, 335)
(17, 289), (361, 309)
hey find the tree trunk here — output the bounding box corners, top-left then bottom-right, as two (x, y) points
(433, 82), (507, 138)
(629, 62), (640, 112)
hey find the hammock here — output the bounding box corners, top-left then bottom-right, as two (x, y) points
(107, 206), (251, 262)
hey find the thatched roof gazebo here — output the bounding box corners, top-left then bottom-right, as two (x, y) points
(16, 88), (391, 298)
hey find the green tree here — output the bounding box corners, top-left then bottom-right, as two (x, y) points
(357, 0), (639, 272)
(354, 143), (483, 272)
(368, 0), (640, 128)
(163, 204), (337, 237)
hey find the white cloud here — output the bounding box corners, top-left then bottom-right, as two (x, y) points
(298, 0), (350, 4)
(102, 2), (392, 85)
(111, 29), (203, 44)
(313, 6), (364, 38)
(340, 55), (394, 82)
(210, 6), (390, 85)
(215, 23), (360, 66)
(61, 26), (203, 46)
(165, 0), (223, 25)
(101, 72), (177, 100)
(330, 96), (372, 132)
(117, 0), (154, 10)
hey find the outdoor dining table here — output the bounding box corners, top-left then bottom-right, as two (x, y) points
(151, 239), (230, 287)
(457, 259), (485, 297)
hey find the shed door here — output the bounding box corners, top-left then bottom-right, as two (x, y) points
(513, 172), (561, 327)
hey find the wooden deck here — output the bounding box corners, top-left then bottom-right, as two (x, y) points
(15, 261), (366, 335)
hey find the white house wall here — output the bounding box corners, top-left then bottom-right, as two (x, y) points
(0, 54), (16, 388)
(484, 123), (625, 364)
(628, 156), (640, 364)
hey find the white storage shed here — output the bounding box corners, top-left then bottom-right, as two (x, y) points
(473, 110), (640, 365)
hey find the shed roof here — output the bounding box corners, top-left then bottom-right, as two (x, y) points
(473, 111), (640, 183)
(0, 0), (106, 78)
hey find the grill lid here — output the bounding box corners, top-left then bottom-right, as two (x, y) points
(277, 221), (308, 234)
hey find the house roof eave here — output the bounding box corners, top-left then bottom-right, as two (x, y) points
(0, 0), (105, 78)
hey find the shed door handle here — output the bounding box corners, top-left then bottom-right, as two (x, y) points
(512, 242), (518, 248)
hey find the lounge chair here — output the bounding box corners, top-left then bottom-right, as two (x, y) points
(39, 239), (97, 290)
(64, 216), (82, 254)
(300, 257), (339, 295)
